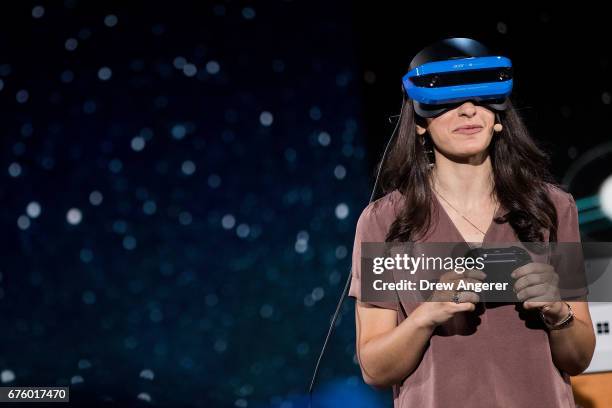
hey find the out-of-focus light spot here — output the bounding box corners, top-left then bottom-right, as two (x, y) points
(83, 100), (97, 114)
(80, 248), (93, 263)
(16, 90), (29, 103)
(214, 339), (227, 353)
(335, 245), (348, 259)
(335, 203), (349, 219)
(20, 123), (33, 137)
(242, 7), (256, 19)
(600, 175), (612, 220)
(26, 201), (41, 218)
(173, 56), (186, 69)
(179, 211), (193, 225)
(295, 240), (308, 253)
(131, 136), (146, 151)
(364, 70), (376, 84)
(181, 160), (196, 175)
(98, 67), (112, 81)
(334, 164), (346, 179)
(312, 287), (325, 301)
(208, 174), (221, 188)
(140, 369), (155, 380)
(602, 92), (611, 105)
(71, 375), (84, 384)
(89, 190), (103, 206)
(78, 28), (91, 40)
(123, 336), (138, 350)
(108, 158), (122, 173)
(171, 124), (186, 140)
(183, 63), (197, 77)
(17, 215), (30, 230)
(13, 142), (25, 156)
(309, 106), (321, 121)
(67, 208), (83, 225)
(61, 70), (75, 83)
(78, 359), (92, 370)
(32, 6), (44, 18)
(260, 304), (274, 319)
(143, 200), (157, 215)
(65, 38), (78, 51)
(236, 223), (250, 238)
(318, 131), (331, 146)
(342, 144), (354, 157)
(205, 60), (220, 74)
(137, 393), (151, 402)
(113, 220), (127, 234)
(123, 235), (137, 250)
(82, 290), (96, 305)
(297, 342), (310, 356)
(284, 148), (296, 163)
(259, 111), (273, 126)
(497, 21), (508, 34)
(8, 162), (22, 177)
(104, 14), (118, 27)
(221, 214), (235, 229)
(1, 369), (15, 383)
(151, 23), (165, 35)
(205, 293), (219, 306)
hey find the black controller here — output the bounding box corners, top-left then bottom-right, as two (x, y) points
(465, 246), (532, 302)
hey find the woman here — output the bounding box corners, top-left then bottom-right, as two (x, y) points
(349, 39), (596, 407)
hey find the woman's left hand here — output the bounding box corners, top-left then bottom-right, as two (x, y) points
(511, 262), (567, 320)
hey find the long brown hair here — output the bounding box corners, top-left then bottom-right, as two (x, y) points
(375, 96), (559, 243)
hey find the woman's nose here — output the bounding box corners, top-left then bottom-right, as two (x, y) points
(457, 101), (477, 117)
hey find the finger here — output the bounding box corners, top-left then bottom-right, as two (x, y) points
(523, 301), (549, 310)
(514, 274), (545, 293)
(457, 291), (480, 304)
(516, 283), (549, 301)
(452, 302), (476, 312)
(511, 262), (553, 279)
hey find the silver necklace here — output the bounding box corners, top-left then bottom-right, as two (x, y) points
(433, 188), (498, 236)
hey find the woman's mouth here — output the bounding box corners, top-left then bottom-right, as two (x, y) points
(453, 125), (483, 135)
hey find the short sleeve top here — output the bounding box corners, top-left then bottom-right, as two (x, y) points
(349, 183), (584, 408)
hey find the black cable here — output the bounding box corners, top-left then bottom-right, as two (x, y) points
(307, 97), (406, 408)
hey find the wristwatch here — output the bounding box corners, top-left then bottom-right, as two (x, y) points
(540, 302), (574, 330)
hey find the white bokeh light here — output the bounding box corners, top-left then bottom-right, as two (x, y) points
(599, 174), (612, 220)
(335, 203), (349, 219)
(67, 208), (83, 225)
(26, 201), (41, 218)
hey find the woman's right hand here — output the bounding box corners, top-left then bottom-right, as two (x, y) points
(411, 269), (486, 329)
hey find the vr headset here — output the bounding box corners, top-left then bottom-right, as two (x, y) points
(402, 38), (514, 118)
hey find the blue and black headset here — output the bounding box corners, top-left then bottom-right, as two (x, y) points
(308, 38), (514, 406)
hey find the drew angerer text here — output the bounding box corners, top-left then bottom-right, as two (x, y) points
(373, 279), (509, 293)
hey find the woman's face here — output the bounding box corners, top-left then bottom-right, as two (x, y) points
(417, 101), (496, 162)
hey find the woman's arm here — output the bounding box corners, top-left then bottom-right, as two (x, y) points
(355, 302), (431, 388)
(355, 298), (476, 388)
(542, 300), (596, 376)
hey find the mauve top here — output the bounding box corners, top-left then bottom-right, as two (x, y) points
(349, 183), (584, 408)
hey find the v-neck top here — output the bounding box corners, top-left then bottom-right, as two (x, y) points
(348, 183), (585, 408)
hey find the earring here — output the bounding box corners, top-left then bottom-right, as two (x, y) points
(493, 113), (503, 133)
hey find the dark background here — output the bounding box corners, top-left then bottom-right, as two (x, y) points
(0, 2), (610, 407)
